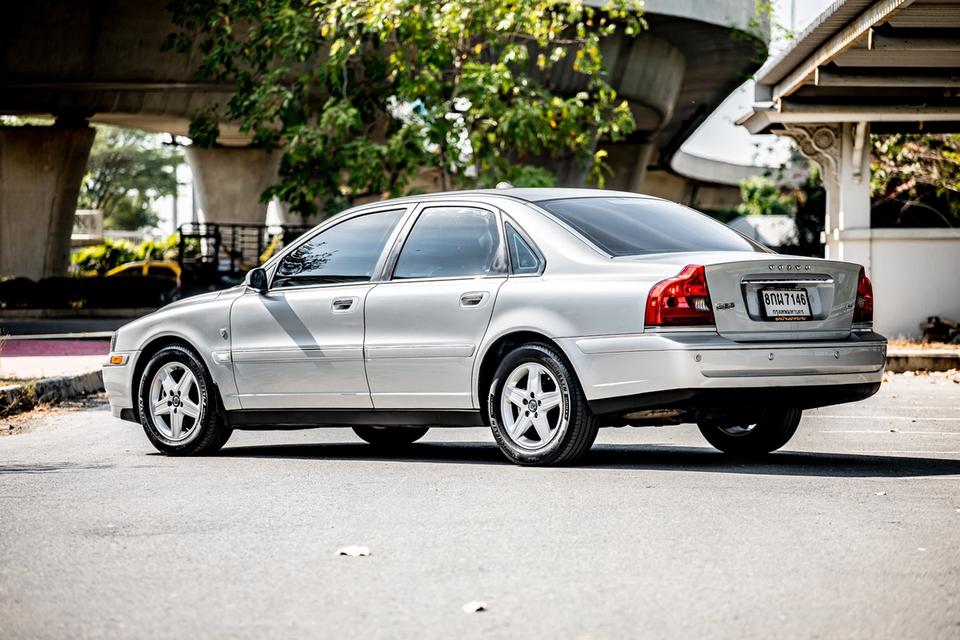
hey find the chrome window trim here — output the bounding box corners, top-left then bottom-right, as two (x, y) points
(381, 201), (509, 283)
(249, 280), (379, 295)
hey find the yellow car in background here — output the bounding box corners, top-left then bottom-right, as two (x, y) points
(105, 261), (182, 287)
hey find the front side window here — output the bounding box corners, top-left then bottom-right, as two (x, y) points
(393, 206), (502, 279)
(505, 223), (541, 274)
(537, 197), (766, 256)
(273, 209), (403, 287)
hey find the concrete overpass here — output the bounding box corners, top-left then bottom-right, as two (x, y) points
(1, 0), (766, 279)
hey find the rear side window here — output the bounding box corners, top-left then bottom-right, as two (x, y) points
(393, 206), (502, 279)
(274, 209), (403, 287)
(537, 197), (764, 256)
(505, 223), (541, 274)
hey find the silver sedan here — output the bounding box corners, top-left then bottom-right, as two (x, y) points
(103, 188), (887, 465)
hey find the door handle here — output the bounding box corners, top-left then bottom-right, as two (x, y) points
(460, 292), (486, 307)
(332, 297), (355, 311)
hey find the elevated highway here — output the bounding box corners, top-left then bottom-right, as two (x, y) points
(1, 0), (765, 278)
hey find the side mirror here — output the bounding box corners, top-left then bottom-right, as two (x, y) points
(248, 267), (268, 293)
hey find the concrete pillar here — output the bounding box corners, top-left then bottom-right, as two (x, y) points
(0, 124), (95, 279)
(780, 122), (871, 270)
(836, 122), (872, 271)
(185, 146), (281, 225)
(600, 141), (656, 193)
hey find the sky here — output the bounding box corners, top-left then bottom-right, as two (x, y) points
(681, 0), (834, 167)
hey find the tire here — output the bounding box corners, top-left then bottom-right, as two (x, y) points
(697, 408), (802, 456)
(353, 426), (429, 446)
(487, 343), (598, 466)
(137, 344), (232, 456)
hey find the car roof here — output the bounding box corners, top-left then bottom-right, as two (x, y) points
(358, 187), (662, 210)
(436, 187), (659, 203)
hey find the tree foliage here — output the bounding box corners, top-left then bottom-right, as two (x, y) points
(165, 0), (644, 218)
(736, 175), (792, 218)
(871, 133), (960, 227)
(78, 126), (183, 230)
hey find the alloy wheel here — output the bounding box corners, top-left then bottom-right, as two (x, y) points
(148, 362), (204, 442)
(499, 362), (566, 450)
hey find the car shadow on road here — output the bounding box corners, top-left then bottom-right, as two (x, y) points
(213, 441), (960, 478)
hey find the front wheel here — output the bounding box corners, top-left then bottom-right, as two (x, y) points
(353, 426), (429, 447)
(138, 345), (232, 456)
(488, 343), (598, 466)
(697, 408), (802, 456)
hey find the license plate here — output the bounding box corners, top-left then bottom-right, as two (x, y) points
(760, 289), (811, 321)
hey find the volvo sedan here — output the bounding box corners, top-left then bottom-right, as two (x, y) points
(103, 188), (886, 465)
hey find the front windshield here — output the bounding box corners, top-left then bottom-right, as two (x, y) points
(536, 196), (766, 256)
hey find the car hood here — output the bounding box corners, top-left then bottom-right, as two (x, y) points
(162, 288), (232, 311)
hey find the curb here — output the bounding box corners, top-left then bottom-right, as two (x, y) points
(0, 370), (104, 418)
(886, 350), (960, 374)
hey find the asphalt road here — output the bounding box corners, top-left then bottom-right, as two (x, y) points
(2, 374), (959, 639)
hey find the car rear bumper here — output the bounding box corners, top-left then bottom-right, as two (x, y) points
(558, 331), (886, 414)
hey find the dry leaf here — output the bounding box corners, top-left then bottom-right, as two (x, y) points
(337, 545), (370, 557)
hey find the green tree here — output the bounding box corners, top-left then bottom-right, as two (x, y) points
(871, 133), (960, 227)
(78, 126), (183, 230)
(165, 0), (644, 218)
(736, 175), (792, 217)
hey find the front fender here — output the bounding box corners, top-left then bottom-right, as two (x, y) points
(112, 290), (242, 411)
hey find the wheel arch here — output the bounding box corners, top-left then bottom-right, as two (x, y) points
(475, 330), (581, 424)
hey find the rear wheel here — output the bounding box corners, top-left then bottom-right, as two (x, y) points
(697, 408), (802, 456)
(488, 343), (598, 466)
(353, 426), (429, 447)
(138, 345), (232, 456)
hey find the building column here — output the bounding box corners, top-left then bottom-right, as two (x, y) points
(185, 146), (282, 225)
(0, 124), (95, 279)
(779, 122), (872, 271)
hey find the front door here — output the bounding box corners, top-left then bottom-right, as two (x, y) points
(230, 208), (406, 409)
(364, 204), (507, 410)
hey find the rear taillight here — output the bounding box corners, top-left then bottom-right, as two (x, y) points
(645, 265), (715, 327)
(854, 267), (873, 324)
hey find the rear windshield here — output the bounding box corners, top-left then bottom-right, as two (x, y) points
(536, 197), (765, 256)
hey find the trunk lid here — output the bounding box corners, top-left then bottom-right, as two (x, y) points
(703, 255), (860, 341)
(617, 252), (861, 341)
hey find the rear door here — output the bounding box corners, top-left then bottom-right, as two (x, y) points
(363, 203), (508, 409)
(230, 207), (407, 409)
(704, 257), (861, 341)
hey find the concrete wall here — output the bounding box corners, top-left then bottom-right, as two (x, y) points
(841, 228), (960, 338)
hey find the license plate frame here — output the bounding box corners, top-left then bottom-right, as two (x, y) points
(760, 288), (812, 321)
